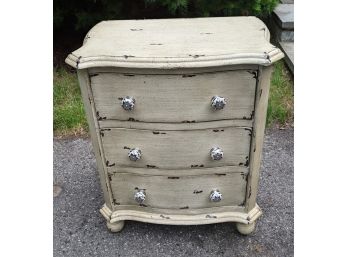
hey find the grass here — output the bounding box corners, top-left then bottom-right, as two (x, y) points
(53, 61), (293, 137)
(267, 61), (294, 127)
(53, 69), (88, 137)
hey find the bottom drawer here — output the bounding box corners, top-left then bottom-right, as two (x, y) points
(110, 172), (246, 209)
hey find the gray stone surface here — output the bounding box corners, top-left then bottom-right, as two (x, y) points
(273, 4), (294, 30)
(278, 30), (294, 42)
(279, 42), (294, 74)
(269, 21), (294, 42)
(268, 8), (294, 43)
(54, 128), (294, 257)
(280, 0), (294, 4)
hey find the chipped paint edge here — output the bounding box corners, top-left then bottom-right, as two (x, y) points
(66, 49), (284, 69)
(100, 203), (262, 226)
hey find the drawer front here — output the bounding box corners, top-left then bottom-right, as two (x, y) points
(91, 70), (256, 123)
(110, 172), (246, 209)
(101, 126), (251, 169)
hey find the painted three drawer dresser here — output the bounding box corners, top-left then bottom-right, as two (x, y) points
(66, 17), (284, 235)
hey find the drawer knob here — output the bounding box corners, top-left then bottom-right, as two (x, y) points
(121, 96), (135, 111)
(210, 190), (222, 202)
(134, 190), (146, 204)
(128, 148), (142, 161)
(211, 96), (226, 110)
(210, 147), (223, 160)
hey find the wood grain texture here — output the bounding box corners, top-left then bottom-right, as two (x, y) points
(65, 17), (283, 69)
(110, 172), (246, 209)
(101, 126), (251, 169)
(91, 70), (256, 122)
(245, 66), (272, 212)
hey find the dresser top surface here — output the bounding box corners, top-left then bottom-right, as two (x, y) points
(66, 16), (283, 69)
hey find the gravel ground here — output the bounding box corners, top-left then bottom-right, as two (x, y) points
(53, 128), (293, 257)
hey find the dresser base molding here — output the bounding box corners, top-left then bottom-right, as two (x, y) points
(106, 220), (125, 232)
(100, 204), (262, 233)
(236, 221), (256, 235)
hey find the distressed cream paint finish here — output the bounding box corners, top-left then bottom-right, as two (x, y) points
(66, 17), (284, 235)
(90, 70), (256, 122)
(101, 126), (251, 169)
(110, 172), (246, 209)
(66, 17), (282, 69)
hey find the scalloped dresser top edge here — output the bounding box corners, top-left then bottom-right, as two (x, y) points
(66, 17), (284, 69)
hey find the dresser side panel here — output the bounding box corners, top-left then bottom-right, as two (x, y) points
(245, 65), (272, 211)
(77, 69), (113, 209)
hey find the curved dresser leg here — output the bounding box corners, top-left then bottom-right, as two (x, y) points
(107, 220), (125, 233)
(236, 221), (256, 235)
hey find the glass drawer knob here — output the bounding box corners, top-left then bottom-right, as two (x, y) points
(210, 147), (223, 160)
(121, 96), (135, 111)
(128, 148), (142, 161)
(210, 190), (222, 202)
(134, 190), (146, 204)
(211, 96), (226, 110)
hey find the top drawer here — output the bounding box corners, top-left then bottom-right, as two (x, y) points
(90, 70), (256, 123)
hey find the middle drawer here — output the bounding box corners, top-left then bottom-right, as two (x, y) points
(101, 126), (251, 169)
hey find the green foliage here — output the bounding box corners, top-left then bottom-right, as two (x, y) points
(54, 0), (279, 33)
(146, 0), (189, 15)
(267, 61), (294, 126)
(54, 0), (124, 31)
(53, 69), (88, 136)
